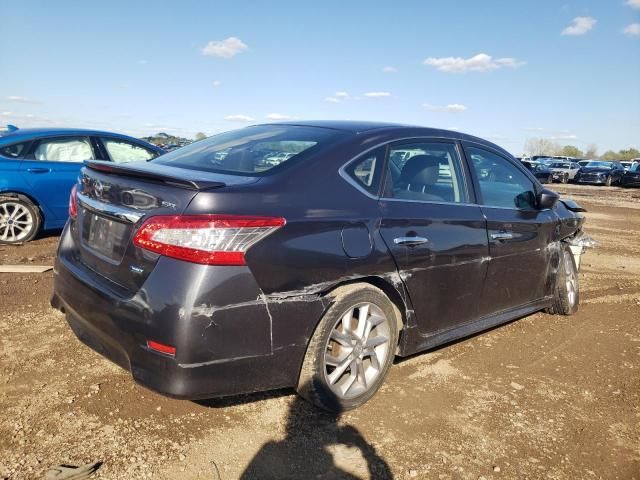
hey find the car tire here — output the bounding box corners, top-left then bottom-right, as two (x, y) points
(0, 195), (41, 245)
(605, 176), (612, 187)
(297, 283), (400, 412)
(546, 244), (579, 316)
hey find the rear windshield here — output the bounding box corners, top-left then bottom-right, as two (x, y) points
(153, 125), (348, 176)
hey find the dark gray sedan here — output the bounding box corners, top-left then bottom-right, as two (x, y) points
(52, 121), (590, 411)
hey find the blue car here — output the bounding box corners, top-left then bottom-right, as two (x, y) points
(0, 127), (164, 244)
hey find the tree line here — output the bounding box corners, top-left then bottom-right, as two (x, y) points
(524, 138), (639, 161)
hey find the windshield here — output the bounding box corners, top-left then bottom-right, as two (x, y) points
(631, 163), (640, 172)
(550, 162), (571, 168)
(584, 161), (613, 169)
(153, 125), (349, 175)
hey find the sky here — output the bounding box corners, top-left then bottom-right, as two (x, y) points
(1, 0), (639, 155)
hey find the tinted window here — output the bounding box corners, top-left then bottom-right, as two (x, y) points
(0, 142), (28, 158)
(467, 147), (536, 210)
(154, 125), (347, 176)
(101, 138), (156, 163)
(384, 142), (466, 203)
(345, 147), (385, 196)
(34, 137), (94, 162)
(584, 161), (612, 168)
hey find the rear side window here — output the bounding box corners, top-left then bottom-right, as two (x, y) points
(0, 142), (28, 158)
(101, 138), (156, 163)
(344, 147), (385, 196)
(383, 142), (467, 203)
(467, 147), (536, 210)
(153, 125), (348, 176)
(33, 137), (94, 162)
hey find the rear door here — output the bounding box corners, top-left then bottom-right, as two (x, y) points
(20, 136), (95, 221)
(377, 140), (489, 336)
(463, 143), (557, 316)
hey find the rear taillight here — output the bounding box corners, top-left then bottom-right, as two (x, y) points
(146, 340), (176, 356)
(133, 215), (285, 265)
(68, 185), (78, 219)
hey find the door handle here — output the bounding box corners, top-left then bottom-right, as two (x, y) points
(394, 236), (429, 246)
(490, 231), (514, 241)
(26, 167), (51, 173)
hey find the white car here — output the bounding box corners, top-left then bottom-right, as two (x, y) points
(548, 161), (581, 183)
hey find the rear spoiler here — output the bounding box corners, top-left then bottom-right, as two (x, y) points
(85, 161), (226, 190)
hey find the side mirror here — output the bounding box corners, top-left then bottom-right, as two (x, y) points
(537, 188), (559, 210)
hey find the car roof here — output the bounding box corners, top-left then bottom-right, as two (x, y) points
(256, 120), (513, 157)
(0, 127), (158, 147)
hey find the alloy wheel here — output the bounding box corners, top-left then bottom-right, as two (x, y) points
(0, 202), (34, 243)
(323, 302), (392, 400)
(564, 254), (578, 307)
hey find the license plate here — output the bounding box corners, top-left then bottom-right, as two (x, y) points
(82, 211), (128, 261)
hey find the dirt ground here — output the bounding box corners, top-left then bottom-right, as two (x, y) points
(1, 184), (639, 480)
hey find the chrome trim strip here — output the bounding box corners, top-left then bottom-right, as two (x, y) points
(77, 192), (144, 223)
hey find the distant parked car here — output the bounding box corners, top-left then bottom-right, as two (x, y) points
(621, 162), (640, 188)
(620, 161), (634, 172)
(548, 161), (581, 183)
(521, 160), (553, 184)
(574, 161), (625, 186)
(0, 127), (164, 244)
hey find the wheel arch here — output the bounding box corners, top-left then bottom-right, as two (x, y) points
(320, 275), (410, 333)
(0, 189), (45, 217)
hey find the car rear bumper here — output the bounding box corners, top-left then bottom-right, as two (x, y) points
(52, 226), (326, 399)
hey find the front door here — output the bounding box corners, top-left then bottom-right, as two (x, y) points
(463, 144), (558, 316)
(377, 140), (489, 338)
(20, 136), (95, 221)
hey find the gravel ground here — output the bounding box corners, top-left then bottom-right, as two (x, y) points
(0, 184), (639, 480)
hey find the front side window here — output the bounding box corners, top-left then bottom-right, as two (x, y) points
(101, 138), (156, 163)
(383, 142), (466, 203)
(33, 137), (94, 162)
(154, 125), (348, 176)
(467, 147), (536, 210)
(0, 142), (28, 158)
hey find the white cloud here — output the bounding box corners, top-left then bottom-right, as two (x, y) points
(202, 37), (248, 58)
(364, 91), (391, 98)
(382, 66), (398, 73)
(212, 80), (222, 87)
(265, 113), (291, 120)
(423, 53), (525, 73)
(324, 91), (349, 103)
(562, 17), (596, 36)
(626, 0), (640, 8)
(1, 111), (13, 116)
(6, 95), (40, 104)
(551, 134), (578, 140)
(623, 23), (640, 36)
(224, 114), (254, 122)
(423, 103), (467, 113)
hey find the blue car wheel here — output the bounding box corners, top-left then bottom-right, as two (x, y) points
(0, 195), (41, 244)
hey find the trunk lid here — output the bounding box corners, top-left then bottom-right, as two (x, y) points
(74, 161), (258, 292)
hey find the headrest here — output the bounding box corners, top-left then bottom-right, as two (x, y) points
(399, 154), (441, 185)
